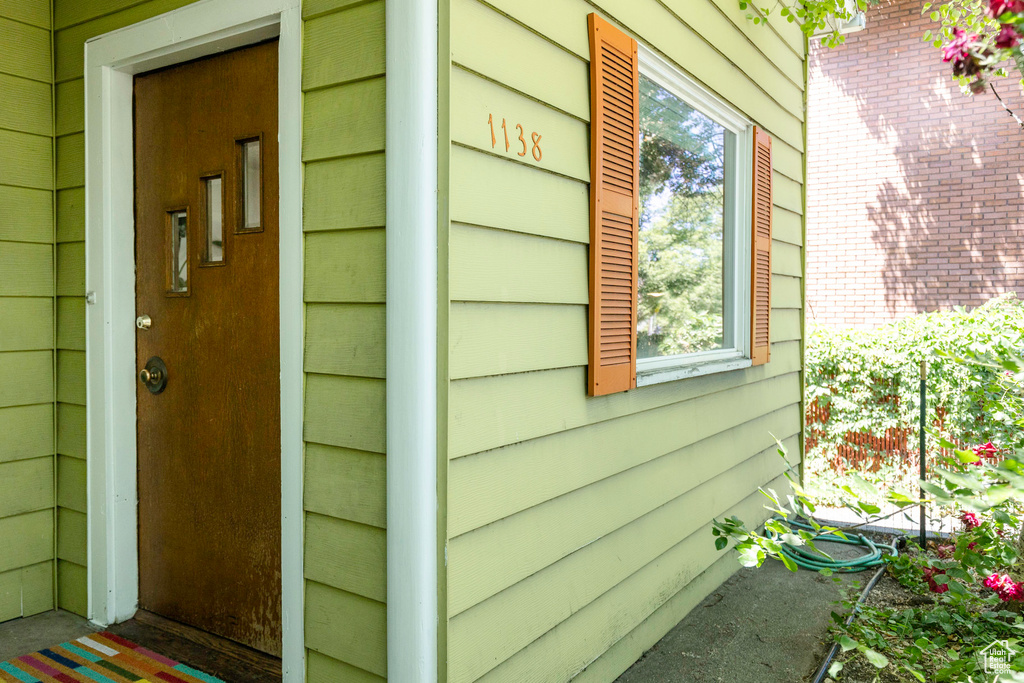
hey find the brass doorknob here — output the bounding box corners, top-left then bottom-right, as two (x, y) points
(139, 368), (161, 384)
(139, 356), (168, 394)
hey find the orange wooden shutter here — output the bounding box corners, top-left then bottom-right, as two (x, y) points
(588, 13), (639, 397)
(750, 127), (773, 366)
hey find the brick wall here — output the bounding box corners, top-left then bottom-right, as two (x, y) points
(807, 0), (1024, 327)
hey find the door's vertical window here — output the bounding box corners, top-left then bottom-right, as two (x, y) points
(203, 175), (224, 263)
(239, 138), (261, 231)
(169, 210), (188, 293)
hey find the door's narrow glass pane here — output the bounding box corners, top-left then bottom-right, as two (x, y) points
(204, 176), (224, 262)
(170, 210), (188, 292)
(241, 139), (261, 230)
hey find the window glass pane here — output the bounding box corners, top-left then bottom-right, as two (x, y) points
(205, 176), (223, 262)
(170, 210), (188, 292)
(242, 139), (261, 229)
(637, 73), (727, 359)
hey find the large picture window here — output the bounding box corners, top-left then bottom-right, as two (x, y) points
(635, 48), (753, 385)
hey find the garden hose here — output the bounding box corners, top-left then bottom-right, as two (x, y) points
(768, 517), (899, 572)
(809, 564), (888, 683)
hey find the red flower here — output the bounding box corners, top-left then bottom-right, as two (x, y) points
(984, 572), (1023, 601)
(961, 510), (982, 530)
(924, 568), (950, 593)
(973, 442), (999, 459)
(990, 0), (1024, 18)
(996, 24), (1022, 48)
(943, 29), (980, 63)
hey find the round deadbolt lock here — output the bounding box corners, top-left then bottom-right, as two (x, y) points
(139, 356), (168, 394)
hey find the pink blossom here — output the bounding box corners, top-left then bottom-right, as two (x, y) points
(990, 0), (1024, 18)
(996, 24), (1022, 48)
(983, 572), (1024, 601)
(962, 510), (982, 530)
(973, 442), (999, 460)
(936, 544), (955, 559)
(967, 442), (999, 465)
(942, 28), (980, 63)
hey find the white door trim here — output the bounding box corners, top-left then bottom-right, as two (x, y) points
(83, 1), (304, 679)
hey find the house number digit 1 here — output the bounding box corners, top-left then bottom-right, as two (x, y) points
(487, 114), (543, 163)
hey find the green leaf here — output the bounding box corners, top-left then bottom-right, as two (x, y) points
(954, 449), (983, 464)
(903, 664), (926, 682)
(715, 537), (728, 551)
(857, 501), (882, 514)
(828, 660), (843, 677)
(862, 648), (889, 668)
(839, 635), (859, 652)
(780, 553), (798, 572)
(947, 567), (972, 582)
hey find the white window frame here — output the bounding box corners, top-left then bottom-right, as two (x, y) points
(83, 1), (304, 680)
(635, 45), (754, 387)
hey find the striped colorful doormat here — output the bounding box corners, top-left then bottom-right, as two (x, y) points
(0, 632), (224, 683)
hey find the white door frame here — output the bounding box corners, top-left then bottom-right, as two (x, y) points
(82, 0), (304, 679)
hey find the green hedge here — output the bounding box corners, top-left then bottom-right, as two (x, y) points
(805, 294), (1024, 498)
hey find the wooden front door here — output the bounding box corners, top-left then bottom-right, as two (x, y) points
(133, 40), (281, 656)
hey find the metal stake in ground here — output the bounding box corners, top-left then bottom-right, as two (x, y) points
(920, 360), (927, 549)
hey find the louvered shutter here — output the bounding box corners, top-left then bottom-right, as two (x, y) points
(587, 13), (639, 397)
(750, 127), (773, 366)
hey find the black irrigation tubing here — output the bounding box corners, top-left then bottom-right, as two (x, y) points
(809, 564), (887, 683)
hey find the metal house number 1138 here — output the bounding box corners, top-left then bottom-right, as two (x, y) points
(488, 114), (542, 162)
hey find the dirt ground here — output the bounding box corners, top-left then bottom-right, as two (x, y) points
(826, 575), (937, 683)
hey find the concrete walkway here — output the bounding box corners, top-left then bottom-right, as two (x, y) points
(0, 610), (98, 662)
(616, 542), (875, 682)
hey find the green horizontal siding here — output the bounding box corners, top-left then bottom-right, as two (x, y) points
(445, 0), (807, 680)
(305, 513), (386, 603)
(450, 224), (588, 305)
(0, 510), (53, 575)
(305, 581), (387, 678)
(0, 186), (52, 243)
(4, 0), (50, 28)
(0, 405), (53, 464)
(302, 1), (388, 677)
(448, 387), (800, 615)
(0, 298), (52, 351)
(450, 461), (795, 682)
(304, 154), (385, 232)
(305, 445), (386, 529)
(302, 0), (384, 90)
(0, 1), (55, 610)
(482, 479), (789, 683)
(0, 561), (53, 623)
(0, 17), (51, 83)
(0, 74), (52, 137)
(307, 649), (386, 683)
(0, 0), (60, 623)
(56, 559), (86, 615)
(0, 458), (54, 519)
